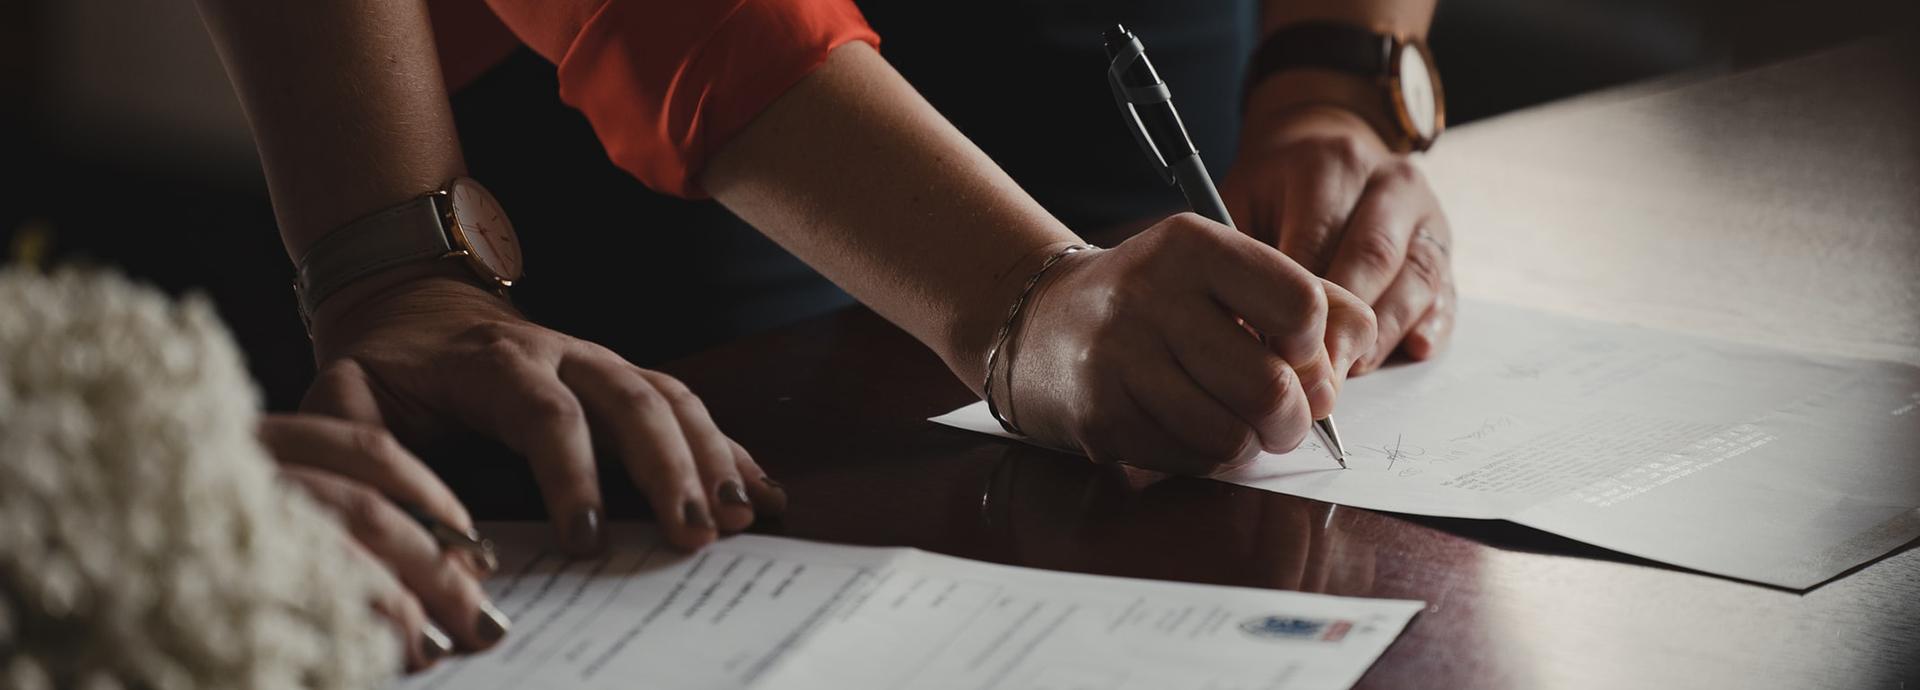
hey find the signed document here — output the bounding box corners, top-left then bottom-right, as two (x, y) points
(934, 301), (1920, 589)
(404, 523), (1422, 690)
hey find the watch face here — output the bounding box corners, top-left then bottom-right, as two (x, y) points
(1395, 43), (1441, 143)
(446, 178), (523, 285)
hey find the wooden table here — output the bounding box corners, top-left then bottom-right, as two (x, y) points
(456, 38), (1920, 688)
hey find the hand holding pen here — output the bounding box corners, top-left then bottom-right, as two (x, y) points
(970, 26), (1372, 474)
(1103, 24), (1364, 468)
(983, 217), (1374, 474)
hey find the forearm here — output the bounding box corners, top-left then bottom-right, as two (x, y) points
(702, 42), (1078, 390)
(196, 0), (464, 261)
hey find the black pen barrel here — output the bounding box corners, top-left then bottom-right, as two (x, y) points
(1167, 155), (1234, 228)
(1104, 25), (1201, 162)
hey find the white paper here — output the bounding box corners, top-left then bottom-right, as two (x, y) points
(932, 301), (1920, 589)
(403, 523), (1424, 690)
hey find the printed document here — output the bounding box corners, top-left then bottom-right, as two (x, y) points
(404, 523), (1423, 690)
(933, 301), (1920, 589)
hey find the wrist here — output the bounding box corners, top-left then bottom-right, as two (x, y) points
(305, 260), (513, 357)
(943, 238), (1090, 395)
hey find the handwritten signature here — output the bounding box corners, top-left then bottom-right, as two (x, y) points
(1357, 434), (1425, 473)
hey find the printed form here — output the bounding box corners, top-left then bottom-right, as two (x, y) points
(404, 523), (1423, 690)
(934, 301), (1920, 589)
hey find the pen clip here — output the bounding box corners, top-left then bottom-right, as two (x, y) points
(1107, 35), (1176, 186)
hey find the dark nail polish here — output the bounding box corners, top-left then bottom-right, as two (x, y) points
(422, 623), (454, 660)
(760, 475), (785, 491)
(718, 480), (751, 506)
(476, 601), (511, 645)
(683, 500), (715, 530)
(566, 508), (605, 556)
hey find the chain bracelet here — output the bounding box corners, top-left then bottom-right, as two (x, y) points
(983, 243), (1094, 436)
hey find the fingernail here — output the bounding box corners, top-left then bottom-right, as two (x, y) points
(760, 475), (785, 492)
(683, 500), (714, 530)
(422, 623), (454, 660)
(467, 542), (500, 575)
(566, 508), (605, 557)
(718, 480), (750, 506)
(476, 601), (511, 645)
(1307, 380), (1337, 416)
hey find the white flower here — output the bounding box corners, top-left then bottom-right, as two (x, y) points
(0, 269), (398, 689)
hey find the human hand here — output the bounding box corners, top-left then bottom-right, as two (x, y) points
(1220, 105), (1455, 374)
(258, 413), (507, 672)
(302, 270), (786, 557)
(996, 216), (1376, 474)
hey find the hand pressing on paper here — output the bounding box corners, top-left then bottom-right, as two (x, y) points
(302, 268), (787, 557)
(1221, 105), (1456, 374)
(996, 214), (1376, 474)
(258, 413), (507, 671)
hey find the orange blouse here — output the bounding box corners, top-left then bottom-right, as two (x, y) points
(430, 0), (881, 198)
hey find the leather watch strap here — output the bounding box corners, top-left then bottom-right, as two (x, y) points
(294, 194), (453, 317)
(1246, 23), (1394, 89)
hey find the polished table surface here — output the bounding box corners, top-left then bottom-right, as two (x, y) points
(457, 38), (1920, 689)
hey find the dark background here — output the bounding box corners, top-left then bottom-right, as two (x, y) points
(2, 0), (1915, 412)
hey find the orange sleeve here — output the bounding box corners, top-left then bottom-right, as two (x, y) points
(476, 0), (879, 199)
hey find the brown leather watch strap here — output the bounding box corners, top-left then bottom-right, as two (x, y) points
(294, 194), (454, 317)
(1245, 23), (1395, 103)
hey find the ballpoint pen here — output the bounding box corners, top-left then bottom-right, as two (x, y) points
(1103, 24), (1349, 469)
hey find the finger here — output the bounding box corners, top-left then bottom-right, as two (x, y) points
(730, 440), (788, 517)
(1400, 277), (1458, 361)
(1275, 140), (1372, 273)
(473, 352), (605, 557)
(1324, 162), (1431, 303)
(1123, 356), (1262, 472)
(638, 369), (755, 535)
(302, 359), (386, 426)
(286, 467), (507, 654)
(557, 354), (714, 551)
(1164, 217), (1328, 365)
(1163, 302), (1313, 453)
(1319, 280), (1379, 390)
(1271, 282), (1374, 419)
(1282, 347), (1341, 421)
(1356, 229), (1447, 374)
(350, 539), (442, 672)
(259, 414), (475, 546)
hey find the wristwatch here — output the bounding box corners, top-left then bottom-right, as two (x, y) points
(293, 177), (523, 320)
(1245, 22), (1446, 152)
